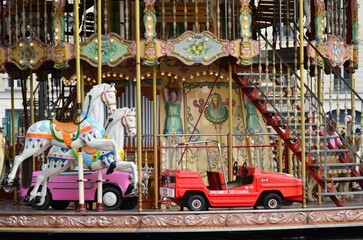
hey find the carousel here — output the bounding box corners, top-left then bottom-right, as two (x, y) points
(0, 0), (363, 233)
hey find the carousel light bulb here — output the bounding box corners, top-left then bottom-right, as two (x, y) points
(168, 73), (171, 76)
(209, 71), (213, 75)
(244, 16), (248, 20)
(203, 71), (206, 75)
(102, 74), (106, 78)
(188, 55), (193, 59)
(19, 43), (23, 47)
(119, 73), (123, 78)
(107, 73), (111, 77)
(141, 76), (145, 80)
(30, 60), (33, 64)
(125, 76), (129, 80)
(113, 73), (116, 77)
(204, 56), (208, 60)
(148, 25), (152, 29)
(190, 75), (194, 79)
(83, 75), (87, 79)
(182, 77), (185, 81)
(30, 42), (33, 46)
(95, 39), (98, 43)
(196, 72), (200, 76)
(147, 73), (151, 77)
(147, 16), (152, 21)
(110, 38), (114, 42)
(95, 56), (98, 60)
(148, 32), (152, 36)
(161, 72), (165, 76)
(174, 76), (177, 79)
(55, 28), (59, 32)
(87, 77), (91, 81)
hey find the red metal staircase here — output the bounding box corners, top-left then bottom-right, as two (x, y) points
(233, 74), (363, 207)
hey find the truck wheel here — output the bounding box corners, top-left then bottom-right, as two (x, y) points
(103, 186), (122, 210)
(186, 194), (206, 211)
(51, 200), (70, 210)
(31, 187), (52, 210)
(263, 193), (282, 209)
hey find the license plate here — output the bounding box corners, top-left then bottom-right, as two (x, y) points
(160, 187), (175, 198)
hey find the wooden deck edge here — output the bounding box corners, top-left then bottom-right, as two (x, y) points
(1, 207), (363, 233)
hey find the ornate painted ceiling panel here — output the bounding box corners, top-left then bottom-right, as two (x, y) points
(9, 37), (48, 70)
(161, 31), (229, 65)
(80, 33), (136, 67)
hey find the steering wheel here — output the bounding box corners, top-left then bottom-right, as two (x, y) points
(242, 162), (248, 177)
(233, 161), (238, 175)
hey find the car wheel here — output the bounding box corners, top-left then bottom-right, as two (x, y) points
(263, 193), (282, 209)
(31, 186), (52, 210)
(120, 197), (138, 210)
(51, 200), (70, 210)
(186, 194), (206, 211)
(102, 186), (122, 210)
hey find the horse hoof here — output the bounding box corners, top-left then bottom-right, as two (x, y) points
(106, 162), (116, 175)
(23, 195), (31, 203)
(12, 178), (20, 186)
(125, 184), (134, 195)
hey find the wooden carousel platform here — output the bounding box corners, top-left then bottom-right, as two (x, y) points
(1, 198), (363, 234)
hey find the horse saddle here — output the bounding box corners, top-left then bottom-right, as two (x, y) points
(50, 117), (81, 149)
(52, 118), (79, 133)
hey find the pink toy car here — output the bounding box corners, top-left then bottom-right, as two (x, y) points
(20, 169), (139, 211)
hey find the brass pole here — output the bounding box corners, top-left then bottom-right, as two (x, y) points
(299, 0), (306, 208)
(317, 67), (322, 205)
(29, 71), (35, 172)
(95, 0), (103, 211)
(30, 71), (34, 124)
(153, 66), (159, 209)
(74, 0), (86, 212)
(228, 64), (233, 180)
(97, 0), (102, 84)
(135, 0), (143, 211)
(351, 73), (355, 125)
(11, 78), (17, 205)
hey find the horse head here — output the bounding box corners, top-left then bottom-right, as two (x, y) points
(85, 83), (117, 116)
(101, 83), (117, 114)
(122, 107), (137, 137)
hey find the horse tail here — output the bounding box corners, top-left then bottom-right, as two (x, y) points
(21, 156), (33, 188)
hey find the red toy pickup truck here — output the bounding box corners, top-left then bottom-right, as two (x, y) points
(160, 140), (303, 211)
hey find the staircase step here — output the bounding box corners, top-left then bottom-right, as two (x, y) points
(322, 176), (363, 182)
(319, 191), (363, 196)
(309, 163), (361, 168)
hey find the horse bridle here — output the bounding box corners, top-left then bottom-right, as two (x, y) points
(101, 87), (117, 111)
(121, 110), (136, 132)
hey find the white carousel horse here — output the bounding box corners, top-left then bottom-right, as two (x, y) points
(24, 107), (138, 206)
(1, 83), (119, 187)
